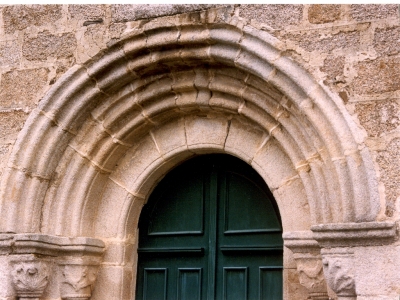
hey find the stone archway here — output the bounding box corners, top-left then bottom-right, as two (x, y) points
(0, 7), (392, 300)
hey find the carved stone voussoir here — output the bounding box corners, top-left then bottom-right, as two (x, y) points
(59, 258), (101, 300)
(10, 258), (51, 298)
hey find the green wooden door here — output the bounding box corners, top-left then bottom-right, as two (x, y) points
(136, 155), (283, 300)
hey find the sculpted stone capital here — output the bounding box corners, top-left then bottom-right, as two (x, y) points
(10, 257), (51, 299)
(321, 248), (356, 300)
(309, 221), (397, 299)
(0, 234), (105, 299)
(296, 256), (326, 294)
(59, 258), (101, 300)
(283, 231), (329, 300)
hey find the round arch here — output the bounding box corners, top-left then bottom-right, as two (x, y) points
(0, 9), (379, 240)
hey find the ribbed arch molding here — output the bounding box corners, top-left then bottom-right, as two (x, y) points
(0, 11), (379, 236)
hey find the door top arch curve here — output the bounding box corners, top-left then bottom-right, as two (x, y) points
(0, 7), (379, 236)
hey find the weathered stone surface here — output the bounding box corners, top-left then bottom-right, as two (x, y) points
(50, 57), (76, 83)
(239, 4), (303, 29)
(321, 248), (356, 298)
(3, 5), (62, 34)
(353, 58), (400, 94)
(355, 100), (400, 137)
(284, 31), (360, 52)
(351, 4), (398, 21)
(320, 55), (345, 82)
(374, 26), (400, 57)
(283, 231), (329, 300)
(0, 111), (28, 140)
(0, 111), (28, 177)
(308, 4), (341, 24)
(284, 268), (309, 300)
(59, 262), (100, 299)
(0, 253), (13, 298)
(94, 180), (134, 238)
(22, 31), (77, 61)
(251, 139), (298, 190)
(273, 178), (311, 231)
(11, 259), (51, 298)
(0, 143), (10, 169)
(68, 4), (106, 20)
(0, 40), (20, 68)
(185, 115), (229, 151)
(91, 266), (131, 299)
(111, 4), (218, 23)
(76, 24), (108, 62)
(106, 23), (127, 47)
(352, 245), (400, 298)
(376, 138), (400, 217)
(109, 23), (126, 39)
(224, 118), (265, 163)
(109, 135), (162, 195)
(0, 68), (49, 108)
(312, 222), (397, 247)
(151, 119), (187, 156)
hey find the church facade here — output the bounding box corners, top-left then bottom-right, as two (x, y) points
(0, 5), (399, 299)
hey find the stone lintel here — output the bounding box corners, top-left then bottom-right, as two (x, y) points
(311, 221), (397, 247)
(0, 233), (105, 257)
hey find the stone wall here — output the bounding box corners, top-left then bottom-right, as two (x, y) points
(0, 4), (400, 300)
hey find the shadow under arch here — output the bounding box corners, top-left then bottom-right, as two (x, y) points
(0, 7), (379, 241)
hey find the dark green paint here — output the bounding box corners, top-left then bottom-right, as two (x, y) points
(136, 155), (283, 300)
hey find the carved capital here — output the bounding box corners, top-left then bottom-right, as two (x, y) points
(0, 234), (105, 299)
(296, 255), (326, 294)
(59, 258), (101, 300)
(321, 248), (356, 300)
(10, 258), (51, 299)
(283, 231), (329, 300)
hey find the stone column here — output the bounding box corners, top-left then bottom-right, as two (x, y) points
(283, 231), (329, 300)
(312, 221), (396, 300)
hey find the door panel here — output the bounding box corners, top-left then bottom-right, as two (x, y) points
(136, 155), (283, 300)
(259, 268), (283, 300)
(148, 173), (205, 236)
(178, 268), (202, 300)
(143, 269), (167, 300)
(223, 172), (281, 234)
(223, 267), (248, 300)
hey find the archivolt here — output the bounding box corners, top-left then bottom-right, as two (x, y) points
(0, 11), (379, 236)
